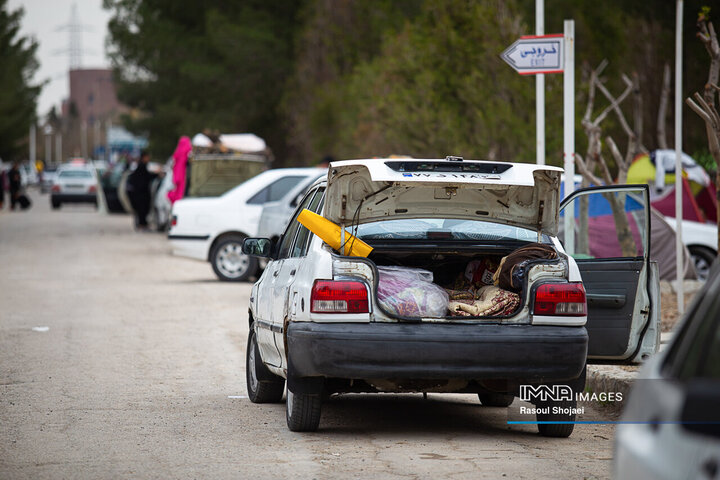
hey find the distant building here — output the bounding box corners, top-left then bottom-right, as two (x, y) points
(62, 69), (124, 124)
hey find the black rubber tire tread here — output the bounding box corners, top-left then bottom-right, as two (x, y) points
(245, 330), (285, 403)
(537, 399), (576, 438)
(286, 389), (322, 432)
(689, 245), (716, 282)
(210, 234), (257, 282)
(51, 201), (60, 209)
(478, 392), (515, 407)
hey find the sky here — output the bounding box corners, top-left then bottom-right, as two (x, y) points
(7, 0), (112, 118)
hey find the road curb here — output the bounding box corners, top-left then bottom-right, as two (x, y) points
(585, 365), (637, 413)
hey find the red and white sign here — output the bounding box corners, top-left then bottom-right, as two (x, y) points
(500, 34), (564, 75)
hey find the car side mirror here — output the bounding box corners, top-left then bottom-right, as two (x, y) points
(680, 379), (720, 439)
(242, 238), (273, 258)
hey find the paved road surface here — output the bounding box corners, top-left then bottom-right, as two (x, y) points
(0, 190), (615, 479)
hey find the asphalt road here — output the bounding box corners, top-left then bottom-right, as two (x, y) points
(0, 189), (615, 479)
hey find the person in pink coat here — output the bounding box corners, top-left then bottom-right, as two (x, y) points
(167, 136), (192, 204)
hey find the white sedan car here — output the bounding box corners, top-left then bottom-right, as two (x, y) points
(241, 157), (661, 434)
(50, 164), (99, 209)
(168, 168), (324, 281)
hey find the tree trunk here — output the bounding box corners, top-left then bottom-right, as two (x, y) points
(657, 63), (671, 150)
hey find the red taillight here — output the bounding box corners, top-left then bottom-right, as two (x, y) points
(88, 185), (97, 193)
(534, 283), (586, 316)
(311, 280), (369, 313)
(51, 185), (61, 192)
(171, 215), (177, 226)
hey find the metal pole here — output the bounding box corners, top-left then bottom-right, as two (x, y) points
(81, 121), (88, 159)
(675, 0), (684, 313)
(45, 133), (51, 165)
(56, 134), (62, 164)
(536, 0), (545, 165)
(563, 20), (575, 254)
(29, 125), (36, 165)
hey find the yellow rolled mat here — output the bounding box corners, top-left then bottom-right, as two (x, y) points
(297, 209), (373, 257)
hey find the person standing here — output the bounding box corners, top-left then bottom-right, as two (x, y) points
(126, 151), (157, 230)
(167, 136), (191, 205)
(8, 163), (22, 210)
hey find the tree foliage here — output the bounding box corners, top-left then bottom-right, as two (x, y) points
(104, 0), (303, 157)
(0, 0), (41, 162)
(105, 0), (715, 166)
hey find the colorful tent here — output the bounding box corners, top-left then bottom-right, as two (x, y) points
(627, 151), (716, 223)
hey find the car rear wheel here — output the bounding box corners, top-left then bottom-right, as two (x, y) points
(246, 329), (285, 403)
(51, 200), (61, 209)
(210, 235), (257, 282)
(537, 399), (576, 438)
(286, 388), (322, 432)
(689, 246), (716, 282)
(478, 392), (514, 407)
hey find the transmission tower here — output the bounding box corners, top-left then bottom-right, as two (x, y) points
(55, 3), (92, 70)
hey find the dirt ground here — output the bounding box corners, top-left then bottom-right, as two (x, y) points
(1, 190), (616, 480)
(660, 288), (700, 333)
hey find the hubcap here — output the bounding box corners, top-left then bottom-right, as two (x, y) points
(216, 242), (249, 278)
(693, 254), (711, 282)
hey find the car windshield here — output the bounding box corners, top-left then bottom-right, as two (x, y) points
(355, 218), (544, 242)
(59, 170), (93, 178)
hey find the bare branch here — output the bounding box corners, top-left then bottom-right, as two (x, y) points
(694, 92), (720, 128)
(594, 77), (633, 130)
(687, 97), (714, 125)
(605, 136), (625, 175)
(574, 153), (605, 186)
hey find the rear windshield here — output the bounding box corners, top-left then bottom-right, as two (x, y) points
(356, 218), (544, 242)
(59, 170), (93, 178)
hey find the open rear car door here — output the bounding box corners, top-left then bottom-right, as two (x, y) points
(559, 184), (660, 363)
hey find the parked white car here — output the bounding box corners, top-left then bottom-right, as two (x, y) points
(241, 157), (660, 434)
(614, 260), (720, 479)
(168, 168), (325, 281)
(663, 216), (718, 281)
(50, 164), (98, 209)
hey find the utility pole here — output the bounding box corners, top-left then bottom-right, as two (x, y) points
(29, 125), (36, 165)
(536, 0), (545, 165)
(56, 134), (63, 164)
(675, 0), (684, 313)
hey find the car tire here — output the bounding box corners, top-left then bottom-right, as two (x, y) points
(478, 392), (514, 407)
(246, 329), (285, 403)
(51, 200), (61, 209)
(286, 387), (322, 432)
(689, 246), (716, 282)
(210, 234), (258, 282)
(537, 399), (576, 438)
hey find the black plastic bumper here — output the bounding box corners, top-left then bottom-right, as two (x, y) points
(51, 193), (97, 203)
(287, 322), (588, 383)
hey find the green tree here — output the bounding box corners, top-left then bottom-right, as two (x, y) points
(104, 0), (303, 159)
(0, 0), (41, 162)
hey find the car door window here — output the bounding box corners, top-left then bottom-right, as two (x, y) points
(276, 188), (318, 259)
(670, 293), (720, 380)
(290, 189), (325, 258)
(246, 176), (307, 205)
(559, 189), (647, 259)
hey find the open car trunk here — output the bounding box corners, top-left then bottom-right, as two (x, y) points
(359, 242), (566, 321)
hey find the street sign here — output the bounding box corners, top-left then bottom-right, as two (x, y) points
(500, 34), (564, 75)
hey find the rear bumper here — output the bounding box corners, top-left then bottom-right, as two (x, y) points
(287, 322), (588, 383)
(51, 193), (97, 203)
(168, 235), (211, 261)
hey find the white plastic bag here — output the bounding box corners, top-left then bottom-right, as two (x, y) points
(376, 266), (449, 318)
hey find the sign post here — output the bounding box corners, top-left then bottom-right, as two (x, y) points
(501, 21), (575, 251)
(563, 20), (575, 255)
(536, 0), (545, 165)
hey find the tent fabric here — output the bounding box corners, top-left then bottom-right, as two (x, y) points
(650, 177), (705, 223)
(168, 136), (192, 205)
(651, 149), (711, 189)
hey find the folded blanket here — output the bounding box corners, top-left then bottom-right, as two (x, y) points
(448, 285), (520, 317)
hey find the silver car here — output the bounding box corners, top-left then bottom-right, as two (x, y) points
(242, 157), (660, 435)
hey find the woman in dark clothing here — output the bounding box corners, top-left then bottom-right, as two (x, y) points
(8, 163), (22, 210)
(126, 152), (157, 230)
